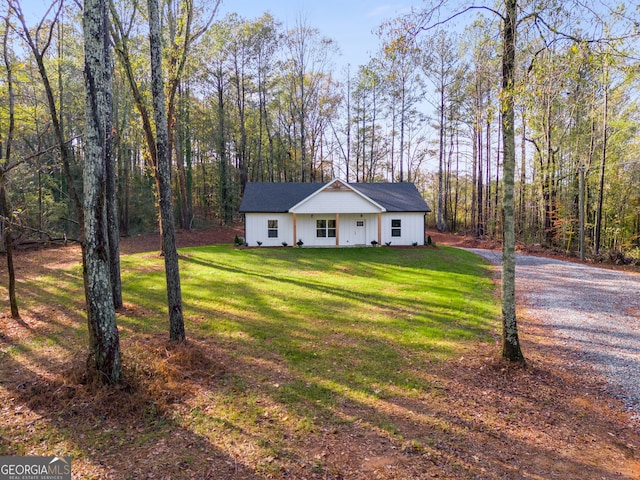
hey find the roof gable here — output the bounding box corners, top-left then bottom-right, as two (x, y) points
(289, 179), (385, 213)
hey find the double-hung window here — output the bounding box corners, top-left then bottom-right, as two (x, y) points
(316, 219), (336, 238)
(391, 219), (401, 237)
(268, 219), (278, 238)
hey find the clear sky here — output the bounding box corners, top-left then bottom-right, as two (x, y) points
(216, 0), (425, 73)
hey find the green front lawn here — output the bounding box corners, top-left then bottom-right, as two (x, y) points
(121, 245), (498, 412)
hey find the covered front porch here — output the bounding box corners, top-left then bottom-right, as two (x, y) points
(291, 213), (382, 247)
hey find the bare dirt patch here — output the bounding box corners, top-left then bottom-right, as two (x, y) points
(1, 226), (639, 479)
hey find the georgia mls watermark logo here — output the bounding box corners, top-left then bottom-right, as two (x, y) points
(0, 456), (71, 480)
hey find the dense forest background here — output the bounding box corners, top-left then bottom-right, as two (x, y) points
(1, 0), (639, 258)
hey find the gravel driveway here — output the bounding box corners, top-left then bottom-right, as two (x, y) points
(466, 248), (640, 420)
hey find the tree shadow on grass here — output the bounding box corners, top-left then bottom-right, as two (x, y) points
(179, 251), (496, 338)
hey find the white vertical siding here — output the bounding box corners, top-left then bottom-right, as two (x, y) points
(245, 213), (294, 247)
(380, 213), (425, 246)
(295, 215), (337, 247)
(245, 212), (425, 247)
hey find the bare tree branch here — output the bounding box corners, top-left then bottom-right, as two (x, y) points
(8, 0), (62, 57)
(416, 5), (504, 35)
(2, 136), (82, 173)
(189, 0), (221, 44)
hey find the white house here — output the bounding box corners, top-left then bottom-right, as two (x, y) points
(239, 179), (431, 247)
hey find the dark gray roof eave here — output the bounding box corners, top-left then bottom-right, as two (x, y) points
(239, 210), (291, 213)
(241, 209), (431, 213)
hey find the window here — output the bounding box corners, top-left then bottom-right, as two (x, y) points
(316, 219), (336, 238)
(268, 219), (278, 238)
(391, 219), (401, 237)
(356, 220), (364, 227)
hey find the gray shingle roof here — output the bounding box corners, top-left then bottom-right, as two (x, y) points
(351, 182), (431, 212)
(239, 183), (321, 213)
(239, 182), (431, 213)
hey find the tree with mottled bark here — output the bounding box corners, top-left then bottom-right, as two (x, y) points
(104, 22), (122, 309)
(83, 0), (122, 382)
(417, 0), (524, 362)
(499, 0), (524, 362)
(9, 0), (123, 308)
(147, 0), (185, 342)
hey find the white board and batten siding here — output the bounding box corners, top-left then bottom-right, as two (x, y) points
(245, 212), (426, 247)
(294, 215), (334, 247)
(245, 213), (293, 247)
(380, 213), (425, 246)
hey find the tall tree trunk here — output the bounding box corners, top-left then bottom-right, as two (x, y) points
(216, 71), (233, 226)
(518, 109), (527, 235)
(1, 18), (19, 319)
(494, 116), (501, 236)
(0, 174), (19, 319)
(104, 23), (122, 309)
(595, 66), (608, 254)
(175, 84), (192, 230)
(542, 99), (556, 246)
(437, 82), (446, 231)
(115, 88), (131, 236)
(346, 68), (351, 182)
(183, 85), (194, 225)
(476, 120), (484, 237)
(390, 104), (396, 181)
(485, 100), (492, 236)
(471, 115), (477, 234)
(148, 0), (185, 342)
(370, 79), (377, 183)
(500, 0), (524, 362)
(300, 67), (307, 183)
(83, 0), (122, 382)
(234, 60), (248, 193)
(399, 84), (406, 182)
(173, 84), (193, 231)
(453, 130), (461, 232)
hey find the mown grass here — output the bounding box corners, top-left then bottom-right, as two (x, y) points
(121, 246), (497, 399)
(2, 244), (501, 477)
(116, 246), (499, 443)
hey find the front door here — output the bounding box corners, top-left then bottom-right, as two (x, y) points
(354, 219), (366, 245)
